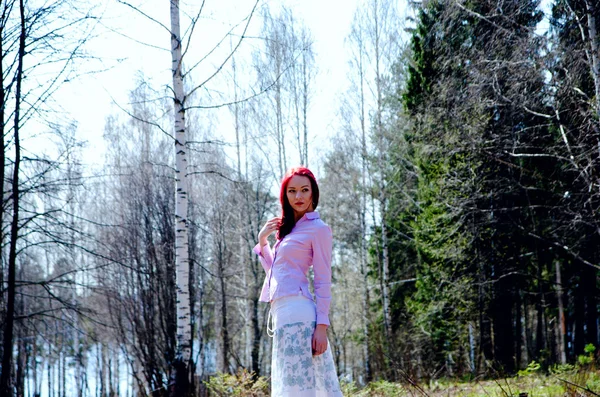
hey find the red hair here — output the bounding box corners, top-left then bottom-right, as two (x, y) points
(277, 167), (320, 240)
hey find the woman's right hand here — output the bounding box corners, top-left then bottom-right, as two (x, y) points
(258, 217), (280, 247)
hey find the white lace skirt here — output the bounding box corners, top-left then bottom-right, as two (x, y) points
(269, 293), (343, 397)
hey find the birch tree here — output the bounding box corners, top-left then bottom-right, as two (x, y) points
(168, 1), (193, 393)
(341, 15), (374, 380)
(253, 5), (316, 176)
(166, 1), (259, 393)
(344, 0), (403, 377)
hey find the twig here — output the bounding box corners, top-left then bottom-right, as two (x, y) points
(556, 376), (600, 396)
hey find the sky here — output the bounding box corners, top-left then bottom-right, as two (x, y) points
(52, 0), (389, 174)
(49, 0), (554, 178)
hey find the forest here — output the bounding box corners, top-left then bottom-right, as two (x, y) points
(1, 0), (600, 395)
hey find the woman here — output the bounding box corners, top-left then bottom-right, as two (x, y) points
(253, 167), (343, 397)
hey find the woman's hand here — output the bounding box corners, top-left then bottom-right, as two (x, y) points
(312, 324), (328, 356)
(258, 217), (280, 247)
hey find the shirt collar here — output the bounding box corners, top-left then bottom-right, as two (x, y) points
(304, 211), (320, 220)
(294, 210), (320, 226)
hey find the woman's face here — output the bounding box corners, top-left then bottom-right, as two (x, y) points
(286, 175), (313, 216)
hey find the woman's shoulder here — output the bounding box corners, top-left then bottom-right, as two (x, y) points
(310, 217), (332, 238)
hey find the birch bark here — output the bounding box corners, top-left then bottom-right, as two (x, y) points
(349, 10), (372, 382)
(170, 0), (192, 393)
(358, 39), (372, 383)
(371, 0), (393, 354)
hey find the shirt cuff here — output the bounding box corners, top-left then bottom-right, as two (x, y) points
(253, 243), (270, 258)
(316, 313), (330, 326)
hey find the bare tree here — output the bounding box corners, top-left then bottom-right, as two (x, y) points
(340, 0), (403, 378)
(0, 0), (25, 390)
(0, 0), (99, 392)
(253, 5), (316, 176)
(93, 82), (177, 396)
(108, 2), (260, 393)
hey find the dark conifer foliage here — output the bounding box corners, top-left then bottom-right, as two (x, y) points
(549, 0), (600, 359)
(381, 0), (600, 377)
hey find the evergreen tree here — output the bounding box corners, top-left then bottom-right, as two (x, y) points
(393, 0), (555, 375)
(549, 0), (600, 358)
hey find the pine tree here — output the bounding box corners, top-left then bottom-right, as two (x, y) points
(394, 0), (553, 375)
(549, 0), (600, 358)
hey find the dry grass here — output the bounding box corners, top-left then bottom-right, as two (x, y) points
(202, 368), (600, 396)
(340, 370), (600, 397)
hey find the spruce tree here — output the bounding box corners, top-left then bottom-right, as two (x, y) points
(394, 0), (552, 375)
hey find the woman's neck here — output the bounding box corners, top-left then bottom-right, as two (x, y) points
(294, 209), (313, 222)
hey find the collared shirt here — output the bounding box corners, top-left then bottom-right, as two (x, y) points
(253, 211), (333, 326)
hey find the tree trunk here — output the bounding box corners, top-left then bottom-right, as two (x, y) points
(535, 261), (546, 363)
(380, 204), (392, 345)
(555, 260), (567, 364)
(61, 349), (67, 397)
(493, 275), (515, 373)
(0, 0), (24, 391)
(584, 265), (598, 346)
(15, 329), (25, 397)
(217, 245), (230, 373)
(353, 26), (372, 380)
(49, 348), (53, 397)
(515, 290), (523, 369)
(302, 46), (309, 167)
(33, 339), (39, 395)
(169, 0), (192, 394)
(585, 0), (600, 118)
(275, 68), (286, 177)
(477, 256), (493, 372)
(574, 279), (585, 355)
(101, 343), (107, 397)
(372, 0), (393, 359)
(0, 0), (6, 302)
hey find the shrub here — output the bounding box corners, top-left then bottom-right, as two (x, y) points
(204, 369), (269, 396)
(517, 361), (541, 377)
(363, 379), (406, 396)
(577, 344), (596, 369)
(549, 363), (576, 375)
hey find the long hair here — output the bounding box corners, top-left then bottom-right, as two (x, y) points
(277, 167), (320, 240)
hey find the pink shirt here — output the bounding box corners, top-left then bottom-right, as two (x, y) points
(253, 211), (333, 326)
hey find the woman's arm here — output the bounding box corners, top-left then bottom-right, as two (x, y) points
(312, 224), (333, 326)
(312, 224), (333, 356)
(253, 217), (280, 272)
(252, 243), (273, 272)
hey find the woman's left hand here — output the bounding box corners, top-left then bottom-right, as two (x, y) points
(312, 324), (328, 356)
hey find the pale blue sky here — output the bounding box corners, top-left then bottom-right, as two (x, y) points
(53, 0), (382, 171)
(51, 0), (553, 175)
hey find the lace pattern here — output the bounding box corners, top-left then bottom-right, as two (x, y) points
(271, 321), (343, 397)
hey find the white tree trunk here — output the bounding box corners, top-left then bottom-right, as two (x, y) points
(359, 48), (372, 383)
(302, 49), (309, 167)
(372, 0), (393, 348)
(171, 0), (191, 368)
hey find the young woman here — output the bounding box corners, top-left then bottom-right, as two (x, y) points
(253, 167), (343, 397)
